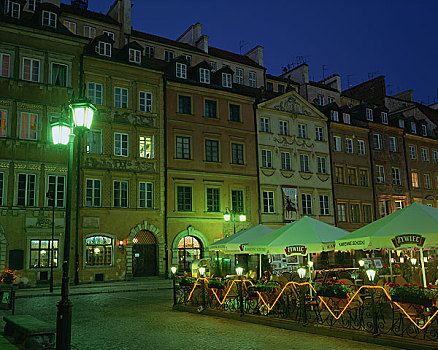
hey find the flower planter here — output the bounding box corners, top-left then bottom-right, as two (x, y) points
(391, 295), (433, 307)
(208, 284), (225, 290)
(251, 286), (277, 293)
(317, 291), (348, 299)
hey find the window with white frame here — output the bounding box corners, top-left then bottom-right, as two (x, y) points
(373, 133), (382, 149)
(249, 71), (257, 87)
(47, 175), (65, 207)
(87, 82), (103, 105)
(114, 87), (128, 108)
(317, 156), (326, 174)
(421, 125), (427, 136)
(328, 97), (335, 104)
(409, 145), (417, 160)
(176, 62), (187, 79)
(210, 61), (217, 72)
(0, 172), (4, 205)
(358, 140), (365, 155)
(0, 53), (10, 77)
(42, 10), (56, 27)
(411, 122), (416, 134)
(366, 108), (373, 121)
(381, 112), (388, 124)
(199, 68), (210, 83)
(346, 138), (353, 153)
(129, 49), (141, 63)
(392, 167), (401, 185)
(86, 179), (101, 207)
(263, 191), (275, 213)
(399, 119), (405, 128)
(144, 46), (154, 58)
(333, 136), (342, 151)
(319, 195), (330, 215)
(139, 182), (153, 208)
(177, 185), (192, 211)
(139, 136), (154, 159)
(164, 50), (174, 62)
(330, 110), (339, 122)
(424, 174), (431, 189)
(113, 180), (128, 208)
(205, 139), (219, 162)
(389, 136), (398, 152)
(260, 117), (270, 132)
(222, 73), (232, 88)
(0, 109), (7, 137)
(139, 91), (153, 112)
(279, 120), (289, 136)
(183, 55), (192, 65)
(433, 150), (438, 164)
(20, 112), (37, 140)
(17, 173), (36, 206)
(301, 194), (312, 215)
(261, 149), (272, 168)
(8, 1), (20, 18)
(103, 30), (115, 40)
(96, 41), (111, 57)
(315, 127), (324, 141)
(317, 95), (324, 106)
(84, 25), (96, 39)
(376, 165), (385, 183)
(30, 239), (58, 268)
(85, 236), (113, 266)
(421, 148), (429, 162)
(235, 68), (243, 84)
(22, 58), (40, 82)
(300, 154), (310, 172)
(51, 63), (67, 87)
(176, 136), (190, 159)
(281, 152), (291, 170)
(86, 129), (102, 154)
(343, 113), (351, 124)
(231, 143), (244, 165)
(206, 187), (220, 212)
(337, 203), (346, 222)
(298, 124), (307, 138)
(28, 0), (42, 11)
(114, 132), (129, 157)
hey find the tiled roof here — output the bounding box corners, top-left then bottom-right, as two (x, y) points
(416, 104), (438, 126)
(308, 80), (339, 93)
(60, 3), (120, 26)
(208, 46), (263, 69)
(266, 74), (298, 84)
(342, 76), (386, 105)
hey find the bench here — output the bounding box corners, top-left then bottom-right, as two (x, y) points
(3, 315), (55, 349)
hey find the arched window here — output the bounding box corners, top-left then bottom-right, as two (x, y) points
(177, 236), (202, 272)
(85, 235), (113, 266)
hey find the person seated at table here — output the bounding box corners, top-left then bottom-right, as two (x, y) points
(247, 270), (257, 281)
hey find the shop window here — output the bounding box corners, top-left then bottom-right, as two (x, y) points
(85, 236), (113, 266)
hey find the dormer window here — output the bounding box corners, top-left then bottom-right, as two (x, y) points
(176, 62), (187, 79)
(28, 0), (42, 12)
(381, 112), (388, 124)
(183, 55), (192, 65)
(343, 113), (350, 124)
(398, 119), (404, 128)
(129, 49), (141, 64)
(222, 73), (232, 88)
(421, 125), (427, 136)
(199, 68), (210, 84)
(317, 95), (325, 106)
(42, 10), (57, 28)
(7, 1), (20, 19)
(366, 108), (373, 121)
(330, 110), (339, 122)
(96, 41), (111, 57)
(411, 121), (416, 134)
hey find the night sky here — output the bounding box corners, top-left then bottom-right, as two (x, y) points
(74, 0), (438, 105)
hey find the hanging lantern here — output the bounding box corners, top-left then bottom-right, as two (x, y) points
(69, 97), (97, 129)
(51, 120), (71, 145)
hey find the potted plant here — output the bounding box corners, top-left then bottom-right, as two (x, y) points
(0, 270), (15, 286)
(207, 278), (225, 289)
(388, 283), (435, 306)
(315, 280), (350, 299)
(176, 276), (196, 286)
(250, 284), (278, 293)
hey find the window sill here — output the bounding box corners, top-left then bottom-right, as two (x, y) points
(229, 119), (242, 123)
(203, 115), (219, 120)
(177, 113), (194, 117)
(204, 160), (221, 164)
(174, 157), (192, 161)
(230, 162), (246, 166)
(84, 265), (115, 269)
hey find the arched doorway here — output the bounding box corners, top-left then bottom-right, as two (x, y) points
(177, 236), (202, 272)
(132, 230), (157, 277)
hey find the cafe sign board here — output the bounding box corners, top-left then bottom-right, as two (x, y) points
(284, 245), (307, 255)
(392, 234), (425, 248)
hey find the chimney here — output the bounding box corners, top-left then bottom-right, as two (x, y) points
(321, 74), (341, 92)
(70, 0), (87, 9)
(107, 0), (131, 35)
(196, 35), (209, 53)
(393, 90), (414, 102)
(245, 45), (264, 67)
(177, 23), (202, 47)
(281, 64), (309, 85)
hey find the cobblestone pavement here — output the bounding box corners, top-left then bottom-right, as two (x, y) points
(0, 290), (397, 350)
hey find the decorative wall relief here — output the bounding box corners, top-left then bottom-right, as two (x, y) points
(83, 156), (156, 172)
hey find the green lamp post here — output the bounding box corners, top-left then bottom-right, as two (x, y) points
(51, 97), (96, 350)
(223, 208), (246, 235)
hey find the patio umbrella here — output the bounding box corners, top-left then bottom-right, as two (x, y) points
(245, 216), (349, 282)
(209, 224), (274, 276)
(335, 202), (438, 287)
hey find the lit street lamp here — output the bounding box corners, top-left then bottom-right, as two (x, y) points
(51, 97), (96, 350)
(223, 208), (246, 235)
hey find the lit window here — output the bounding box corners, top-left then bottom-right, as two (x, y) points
(222, 73), (232, 88)
(20, 112), (38, 140)
(42, 10), (57, 28)
(263, 191), (275, 213)
(84, 26), (96, 39)
(139, 91), (153, 112)
(85, 236), (113, 266)
(335, 166), (344, 184)
(114, 87), (128, 108)
(0, 53), (10, 77)
(0, 109), (7, 137)
(249, 71), (257, 87)
(343, 113), (350, 124)
(17, 173), (36, 206)
(411, 172), (419, 188)
(86, 129), (102, 154)
(139, 136), (154, 159)
(114, 133), (129, 157)
(22, 58), (40, 82)
(139, 182), (153, 208)
(51, 63), (67, 87)
(86, 179), (101, 207)
(30, 239), (58, 269)
(199, 68), (210, 83)
(63, 20), (76, 34)
(87, 82), (103, 105)
(113, 180), (128, 208)
(129, 49), (141, 63)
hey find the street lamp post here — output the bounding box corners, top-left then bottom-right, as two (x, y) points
(223, 208), (246, 235)
(46, 190), (55, 293)
(51, 98), (96, 350)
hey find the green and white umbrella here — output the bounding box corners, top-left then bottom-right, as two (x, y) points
(335, 202), (438, 287)
(245, 216), (349, 255)
(209, 224), (274, 254)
